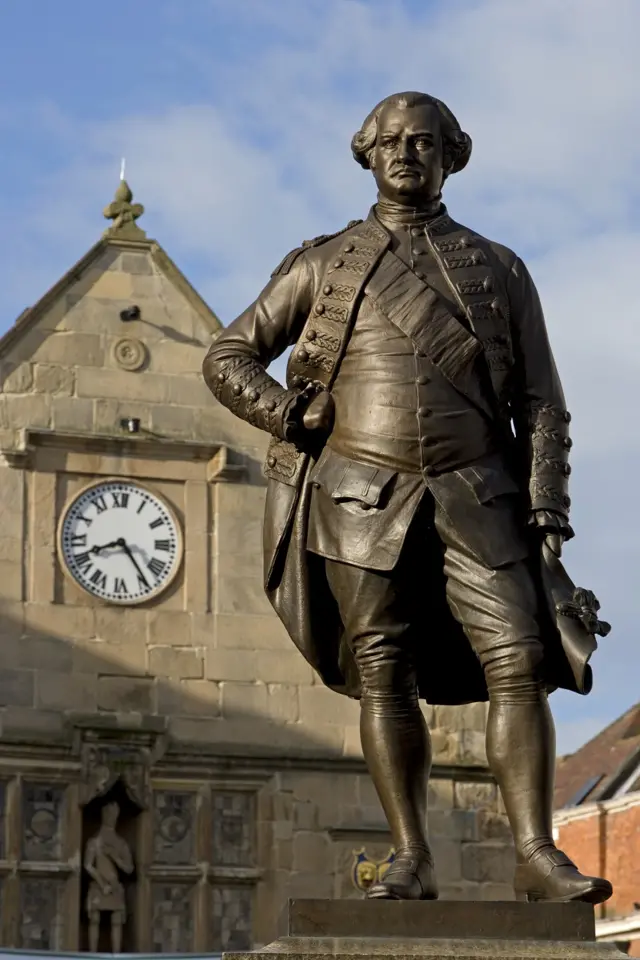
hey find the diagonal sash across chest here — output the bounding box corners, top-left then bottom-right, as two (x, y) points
(423, 215), (514, 415)
(364, 249), (493, 420)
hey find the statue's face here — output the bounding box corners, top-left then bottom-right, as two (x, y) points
(102, 802), (119, 827)
(371, 103), (444, 205)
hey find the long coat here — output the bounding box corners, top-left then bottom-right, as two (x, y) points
(203, 208), (609, 705)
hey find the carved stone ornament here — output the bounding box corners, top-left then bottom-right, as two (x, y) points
(113, 336), (147, 371)
(80, 741), (154, 809)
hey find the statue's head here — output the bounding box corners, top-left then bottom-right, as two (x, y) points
(101, 801), (120, 827)
(351, 92), (472, 206)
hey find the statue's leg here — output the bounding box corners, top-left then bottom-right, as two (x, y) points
(88, 910), (100, 953)
(111, 910), (124, 954)
(324, 547), (437, 901)
(439, 515), (612, 904)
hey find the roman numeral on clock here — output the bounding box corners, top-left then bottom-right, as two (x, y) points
(89, 569), (107, 590)
(147, 557), (167, 579)
(112, 492), (130, 509)
(149, 517), (164, 529)
(93, 496), (108, 514)
(154, 539), (171, 551)
(74, 551), (92, 574)
(113, 577), (129, 595)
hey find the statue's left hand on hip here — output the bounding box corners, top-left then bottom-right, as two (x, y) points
(529, 509), (575, 558)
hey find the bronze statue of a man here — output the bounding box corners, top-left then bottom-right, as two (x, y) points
(203, 92), (612, 904)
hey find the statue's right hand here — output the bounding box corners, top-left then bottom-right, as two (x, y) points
(302, 391), (334, 434)
(102, 883), (112, 895)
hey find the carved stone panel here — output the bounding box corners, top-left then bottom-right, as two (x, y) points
(151, 883), (194, 953)
(19, 878), (65, 951)
(153, 791), (196, 865)
(212, 792), (255, 867)
(211, 885), (252, 952)
(22, 784), (64, 861)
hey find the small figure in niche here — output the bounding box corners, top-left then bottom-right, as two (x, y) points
(84, 802), (133, 953)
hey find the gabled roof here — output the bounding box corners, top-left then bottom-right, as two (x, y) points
(555, 702), (640, 809)
(0, 179), (222, 359)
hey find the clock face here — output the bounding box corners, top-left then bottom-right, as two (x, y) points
(58, 479), (183, 605)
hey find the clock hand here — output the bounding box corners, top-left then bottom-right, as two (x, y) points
(117, 538), (151, 589)
(90, 540), (121, 555)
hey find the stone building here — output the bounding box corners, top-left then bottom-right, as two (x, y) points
(554, 702), (640, 955)
(0, 182), (513, 953)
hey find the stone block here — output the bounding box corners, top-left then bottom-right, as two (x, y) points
(17, 635), (73, 672)
(86, 270), (133, 299)
(477, 809), (513, 842)
(293, 801), (318, 831)
(430, 727), (463, 765)
(2, 706), (66, 738)
(1, 394), (51, 430)
(431, 838), (463, 882)
(120, 253), (153, 275)
(157, 679), (220, 717)
(33, 363), (75, 396)
(214, 613), (291, 650)
(461, 841), (515, 883)
(149, 403), (195, 437)
(36, 670), (97, 711)
(267, 684), (299, 722)
(434, 702), (488, 733)
(97, 676), (155, 713)
(298, 686), (360, 727)
(51, 397), (94, 432)
(147, 610), (192, 646)
(24, 602), (96, 641)
(342, 726), (362, 758)
(206, 648), (314, 684)
(1, 361), (33, 392)
(277, 898), (598, 942)
(0, 668), (34, 707)
(148, 645), (203, 679)
(454, 781), (498, 810)
(220, 680), (268, 717)
(0, 536), (22, 564)
(428, 808), (478, 843)
(94, 397), (153, 432)
(215, 576), (273, 616)
(292, 831), (332, 873)
(30, 331), (104, 367)
(148, 341), (204, 375)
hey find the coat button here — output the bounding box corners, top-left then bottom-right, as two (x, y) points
(297, 349), (309, 362)
(416, 375), (430, 385)
(232, 383), (243, 396)
(291, 376), (301, 387)
(333, 258), (344, 269)
(306, 330), (317, 341)
(344, 242), (355, 253)
(421, 436), (433, 447)
(411, 226), (422, 237)
(323, 284), (333, 296)
(418, 406), (432, 417)
(424, 465), (437, 476)
(217, 372), (226, 383)
(264, 400), (276, 412)
(267, 456), (277, 468)
(315, 303), (325, 315)
(249, 390), (259, 402)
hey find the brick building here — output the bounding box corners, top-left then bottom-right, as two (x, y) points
(0, 181), (514, 953)
(554, 702), (640, 955)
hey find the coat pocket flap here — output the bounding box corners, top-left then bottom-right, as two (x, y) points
(312, 452), (396, 507)
(456, 461), (520, 504)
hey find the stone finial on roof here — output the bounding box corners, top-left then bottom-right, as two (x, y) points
(103, 179), (147, 240)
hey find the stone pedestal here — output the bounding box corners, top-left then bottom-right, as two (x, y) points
(225, 899), (626, 960)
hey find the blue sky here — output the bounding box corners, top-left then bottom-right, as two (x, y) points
(2, 0), (640, 756)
